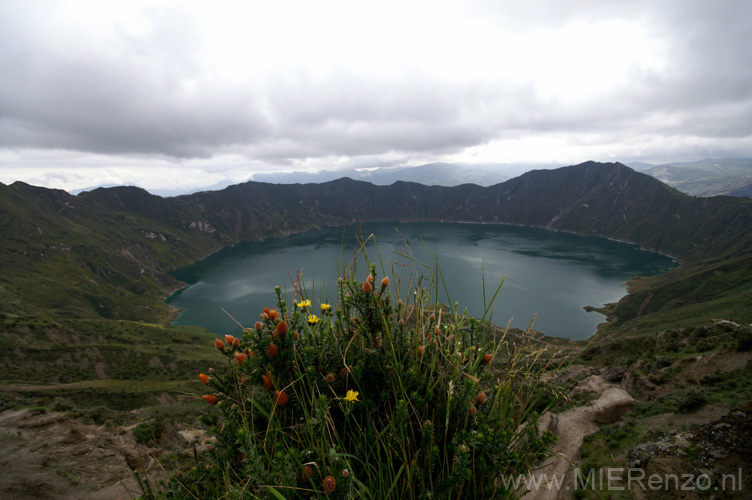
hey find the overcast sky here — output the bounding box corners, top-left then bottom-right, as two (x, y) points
(1, 0), (751, 192)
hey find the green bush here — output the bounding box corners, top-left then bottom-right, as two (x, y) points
(675, 388), (708, 413)
(133, 420), (164, 446)
(142, 261), (561, 499)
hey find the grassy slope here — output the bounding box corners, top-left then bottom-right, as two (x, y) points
(2, 162), (752, 411)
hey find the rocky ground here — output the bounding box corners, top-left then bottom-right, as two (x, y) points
(0, 408), (200, 500)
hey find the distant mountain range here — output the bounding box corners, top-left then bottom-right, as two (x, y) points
(250, 162), (546, 187)
(69, 158), (752, 198)
(2, 161), (751, 338)
(630, 158), (752, 197)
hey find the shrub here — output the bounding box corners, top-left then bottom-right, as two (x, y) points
(737, 330), (752, 352)
(133, 420), (164, 446)
(51, 396), (76, 412)
(675, 388), (708, 413)
(143, 261), (561, 499)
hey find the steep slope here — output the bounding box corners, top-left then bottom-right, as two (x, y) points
(180, 162), (752, 262)
(0, 183), (223, 320)
(2, 161), (751, 327)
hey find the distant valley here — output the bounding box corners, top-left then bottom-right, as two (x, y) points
(630, 157), (752, 197)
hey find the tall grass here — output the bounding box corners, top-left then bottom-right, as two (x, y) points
(142, 241), (562, 499)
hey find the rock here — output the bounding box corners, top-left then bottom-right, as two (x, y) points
(626, 400), (752, 499)
(602, 365), (627, 383)
(622, 368), (656, 400)
(588, 387), (635, 424)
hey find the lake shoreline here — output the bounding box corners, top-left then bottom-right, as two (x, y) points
(166, 221), (675, 341)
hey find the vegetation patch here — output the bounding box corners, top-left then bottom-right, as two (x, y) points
(140, 261), (564, 499)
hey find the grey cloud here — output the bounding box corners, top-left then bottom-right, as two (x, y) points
(0, 0), (751, 169)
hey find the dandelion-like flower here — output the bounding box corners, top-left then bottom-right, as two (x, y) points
(296, 299), (311, 312)
(320, 303), (332, 314)
(308, 314), (320, 326)
(344, 390), (359, 403)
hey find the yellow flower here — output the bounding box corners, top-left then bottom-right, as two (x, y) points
(320, 302), (332, 314)
(296, 299), (311, 311)
(307, 314), (320, 325)
(344, 390), (359, 403)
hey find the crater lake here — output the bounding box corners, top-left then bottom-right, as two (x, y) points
(167, 222), (676, 339)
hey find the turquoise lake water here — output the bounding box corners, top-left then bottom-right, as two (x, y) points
(168, 222), (675, 340)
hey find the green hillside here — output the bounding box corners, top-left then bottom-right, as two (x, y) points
(2, 161), (751, 407)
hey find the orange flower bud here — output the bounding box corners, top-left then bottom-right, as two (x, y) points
(234, 352), (247, 365)
(202, 394), (218, 405)
(232, 337), (240, 348)
(255, 321), (263, 331)
(482, 353), (493, 364)
(267, 342), (279, 357)
(261, 373), (274, 391)
(381, 276), (389, 288)
(275, 390), (289, 406)
(198, 373), (210, 385)
(476, 392), (486, 405)
(417, 345), (425, 356)
(362, 280), (372, 293)
(470, 405), (477, 416)
(215, 339), (224, 351)
(225, 335), (235, 345)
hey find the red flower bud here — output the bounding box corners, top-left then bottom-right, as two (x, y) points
(476, 392), (486, 405)
(482, 353), (493, 364)
(255, 321), (263, 331)
(234, 352), (247, 365)
(198, 373), (210, 385)
(362, 280), (372, 293)
(324, 373), (335, 383)
(267, 342), (279, 357)
(266, 308), (280, 321)
(275, 390), (289, 407)
(275, 320), (288, 336)
(322, 475), (337, 493)
(262, 373), (274, 391)
(215, 339), (224, 351)
(202, 394), (218, 405)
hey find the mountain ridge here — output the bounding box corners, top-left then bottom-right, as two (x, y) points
(2, 161), (751, 330)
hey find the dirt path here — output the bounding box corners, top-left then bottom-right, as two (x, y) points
(521, 374), (636, 500)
